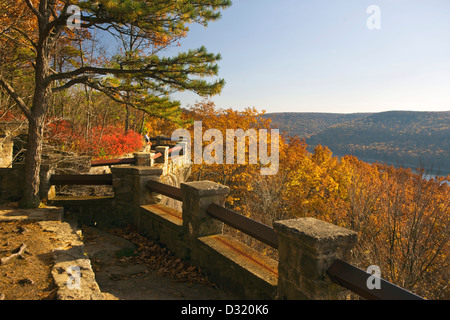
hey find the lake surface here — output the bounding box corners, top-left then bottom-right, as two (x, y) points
(333, 154), (449, 184)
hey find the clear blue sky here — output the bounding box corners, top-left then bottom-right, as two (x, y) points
(161, 0), (450, 114)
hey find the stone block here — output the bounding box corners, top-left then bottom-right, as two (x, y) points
(181, 181), (229, 238)
(133, 152), (151, 166)
(154, 146), (169, 164)
(193, 234), (278, 299)
(274, 217), (358, 300)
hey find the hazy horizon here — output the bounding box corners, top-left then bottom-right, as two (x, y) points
(263, 109), (450, 115)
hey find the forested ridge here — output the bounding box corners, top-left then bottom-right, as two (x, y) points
(263, 112), (373, 139)
(266, 111), (450, 175)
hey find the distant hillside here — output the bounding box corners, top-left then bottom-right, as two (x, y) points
(265, 111), (450, 175)
(263, 112), (372, 139)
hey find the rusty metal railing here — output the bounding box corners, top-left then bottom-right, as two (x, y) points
(206, 203), (279, 249)
(49, 174), (113, 185)
(91, 146), (184, 166)
(91, 158), (136, 167)
(152, 146), (183, 161)
(326, 259), (425, 300)
(147, 180), (183, 201)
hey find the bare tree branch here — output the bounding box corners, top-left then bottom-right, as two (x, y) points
(0, 75), (31, 119)
(24, 0), (44, 22)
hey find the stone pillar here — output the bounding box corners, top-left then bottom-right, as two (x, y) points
(181, 181), (230, 239)
(111, 167), (163, 226)
(274, 217), (358, 300)
(155, 146), (169, 164)
(150, 153), (156, 167)
(155, 146), (169, 174)
(133, 152), (151, 166)
(171, 141), (188, 167)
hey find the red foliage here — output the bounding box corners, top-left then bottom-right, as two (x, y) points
(46, 120), (143, 159)
(0, 110), (26, 121)
(91, 127), (143, 159)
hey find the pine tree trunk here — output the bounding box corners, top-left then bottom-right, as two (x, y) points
(20, 74), (48, 208)
(20, 116), (45, 208)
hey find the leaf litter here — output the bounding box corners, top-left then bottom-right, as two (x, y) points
(103, 226), (215, 287)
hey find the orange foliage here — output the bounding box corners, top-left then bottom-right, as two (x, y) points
(184, 100), (274, 212)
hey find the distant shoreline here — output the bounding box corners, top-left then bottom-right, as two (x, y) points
(333, 153), (450, 179)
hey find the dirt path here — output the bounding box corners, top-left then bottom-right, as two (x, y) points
(0, 220), (58, 300)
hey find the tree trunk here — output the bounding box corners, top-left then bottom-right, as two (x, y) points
(125, 104), (130, 132)
(20, 74), (48, 208)
(20, 110), (45, 208)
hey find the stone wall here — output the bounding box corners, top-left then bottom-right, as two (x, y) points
(0, 121), (28, 137)
(48, 196), (115, 227)
(106, 167), (279, 299)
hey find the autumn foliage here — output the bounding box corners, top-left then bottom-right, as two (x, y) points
(45, 119), (143, 159)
